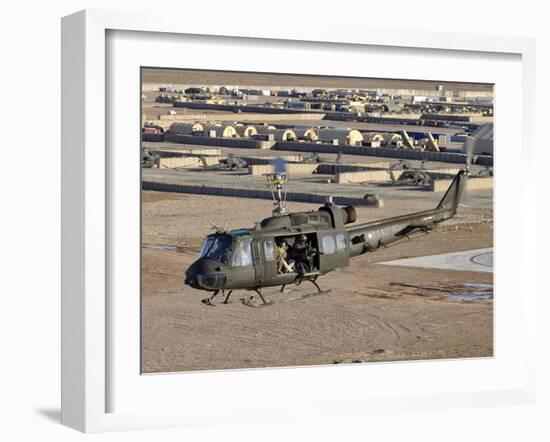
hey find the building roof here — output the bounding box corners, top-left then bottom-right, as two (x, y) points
(472, 123), (493, 141)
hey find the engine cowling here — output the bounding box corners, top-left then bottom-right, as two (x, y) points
(319, 204), (357, 227)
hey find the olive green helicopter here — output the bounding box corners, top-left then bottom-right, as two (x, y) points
(185, 144), (474, 308)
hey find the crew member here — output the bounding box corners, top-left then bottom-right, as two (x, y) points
(289, 234), (312, 275)
(275, 239), (293, 273)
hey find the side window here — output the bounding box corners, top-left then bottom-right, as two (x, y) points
(233, 240), (253, 267)
(263, 240), (275, 262)
(232, 244), (241, 266)
(322, 235), (336, 254)
(240, 240), (253, 266)
(335, 233), (346, 251)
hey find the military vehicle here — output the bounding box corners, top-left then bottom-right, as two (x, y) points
(198, 155), (247, 171)
(141, 148), (159, 168)
(185, 163), (469, 307)
(301, 152), (323, 164)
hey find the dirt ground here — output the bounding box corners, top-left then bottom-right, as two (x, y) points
(142, 68), (493, 93)
(141, 191), (493, 373)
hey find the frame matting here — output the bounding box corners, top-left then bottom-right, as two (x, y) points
(61, 9), (537, 433)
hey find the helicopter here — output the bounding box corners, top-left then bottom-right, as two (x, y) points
(184, 157), (470, 307)
(387, 160), (432, 187)
(198, 154), (248, 171)
(141, 148), (160, 168)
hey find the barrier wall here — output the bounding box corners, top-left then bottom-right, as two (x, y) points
(173, 101), (326, 117)
(157, 112), (324, 122)
(154, 147), (222, 156)
(239, 155), (303, 166)
(142, 133), (165, 142)
(248, 163), (320, 176)
(275, 141), (493, 166)
(316, 162), (392, 174)
(157, 156), (222, 169)
(336, 170), (396, 184)
(142, 181), (383, 207)
(164, 133), (276, 149)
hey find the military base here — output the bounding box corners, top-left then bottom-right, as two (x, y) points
(140, 68), (493, 373)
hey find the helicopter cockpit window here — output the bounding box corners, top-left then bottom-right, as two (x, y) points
(322, 235), (336, 254)
(199, 235), (232, 264)
(232, 239), (253, 267)
(263, 240), (275, 262)
(335, 233), (346, 251)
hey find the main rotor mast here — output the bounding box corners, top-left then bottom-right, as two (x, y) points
(265, 172), (289, 217)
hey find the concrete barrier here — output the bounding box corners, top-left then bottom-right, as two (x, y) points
(164, 133), (276, 149)
(142, 181), (382, 207)
(158, 112), (325, 122)
(157, 156), (222, 169)
(173, 101), (326, 117)
(153, 147), (222, 156)
(316, 162), (392, 175)
(274, 141), (493, 166)
(141, 133), (165, 142)
(248, 163), (320, 176)
(239, 155), (303, 165)
(336, 170), (396, 184)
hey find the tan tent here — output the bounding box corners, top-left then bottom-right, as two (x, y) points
(169, 122), (204, 134)
(317, 128), (364, 146)
(363, 132), (384, 143)
(234, 124), (258, 137)
(203, 124), (237, 138)
(294, 128), (318, 140)
(382, 133), (403, 146)
(255, 125), (276, 135)
(272, 129), (297, 141)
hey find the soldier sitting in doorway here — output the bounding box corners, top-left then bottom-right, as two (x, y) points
(275, 238), (293, 273)
(288, 234), (316, 276)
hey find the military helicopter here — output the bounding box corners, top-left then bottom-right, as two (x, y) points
(301, 152), (324, 164)
(141, 148), (160, 168)
(184, 153), (470, 307)
(198, 154), (247, 171)
(387, 160), (432, 187)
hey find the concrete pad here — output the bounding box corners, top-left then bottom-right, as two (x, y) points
(379, 247), (493, 273)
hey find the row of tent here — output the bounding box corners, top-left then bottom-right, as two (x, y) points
(168, 122), (373, 145)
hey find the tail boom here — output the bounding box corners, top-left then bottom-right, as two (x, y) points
(346, 170), (467, 257)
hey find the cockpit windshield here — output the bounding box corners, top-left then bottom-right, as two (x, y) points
(199, 235), (233, 264)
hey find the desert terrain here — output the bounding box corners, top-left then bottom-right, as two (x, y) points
(141, 191), (493, 373)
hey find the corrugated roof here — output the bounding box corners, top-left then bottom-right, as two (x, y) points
(472, 123), (493, 141)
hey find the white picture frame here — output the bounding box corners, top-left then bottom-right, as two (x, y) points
(61, 9), (537, 433)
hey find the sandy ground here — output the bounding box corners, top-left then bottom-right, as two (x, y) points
(141, 192), (493, 373)
(142, 68), (493, 93)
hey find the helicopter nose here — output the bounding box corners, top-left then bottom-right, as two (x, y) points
(185, 258), (228, 290)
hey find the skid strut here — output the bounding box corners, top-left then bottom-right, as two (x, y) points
(242, 278), (331, 308)
(202, 289), (235, 306)
(201, 278), (331, 308)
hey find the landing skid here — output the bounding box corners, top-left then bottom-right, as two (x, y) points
(243, 278), (331, 308)
(201, 289), (234, 306)
(200, 279), (331, 308)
